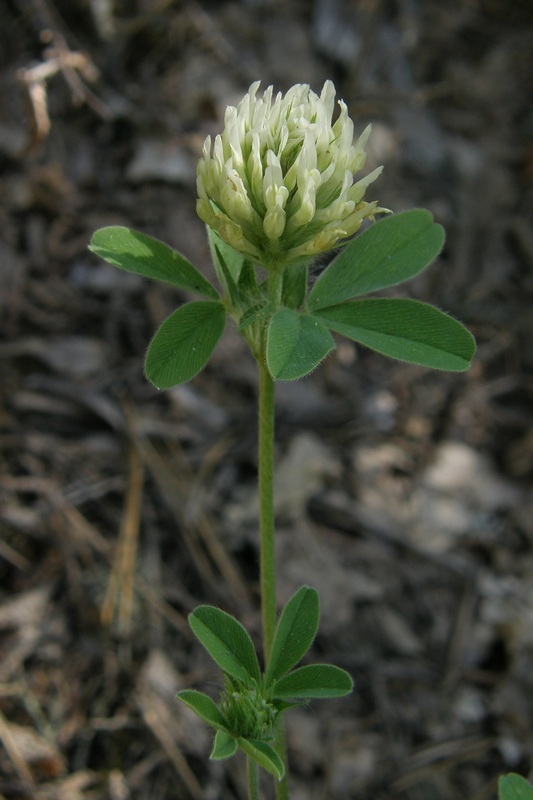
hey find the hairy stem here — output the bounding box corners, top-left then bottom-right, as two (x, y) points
(258, 356), (277, 659)
(268, 266), (284, 308)
(258, 351), (290, 800)
(247, 757), (260, 800)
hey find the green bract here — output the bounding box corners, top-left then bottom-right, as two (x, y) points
(177, 586), (353, 781)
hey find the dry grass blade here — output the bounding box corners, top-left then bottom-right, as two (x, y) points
(0, 709), (36, 788)
(139, 706), (204, 800)
(101, 445), (145, 634)
(391, 736), (498, 792)
(135, 432), (249, 604)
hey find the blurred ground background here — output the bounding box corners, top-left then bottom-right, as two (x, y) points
(1, 0), (533, 798)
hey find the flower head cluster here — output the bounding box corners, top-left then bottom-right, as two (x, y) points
(220, 680), (278, 740)
(197, 81), (384, 268)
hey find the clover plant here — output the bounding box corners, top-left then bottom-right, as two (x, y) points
(90, 81), (477, 800)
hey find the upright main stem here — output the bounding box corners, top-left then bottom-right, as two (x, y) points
(258, 350), (290, 800)
(258, 357), (277, 660)
(247, 757), (260, 800)
(258, 266), (284, 659)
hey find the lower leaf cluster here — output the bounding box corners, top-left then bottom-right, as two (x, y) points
(177, 586), (353, 781)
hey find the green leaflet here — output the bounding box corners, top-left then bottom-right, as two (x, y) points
(210, 730), (238, 760)
(265, 586), (320, 687)
(145, 301), (226, 388)
(89, 226), (219, 298)
(272, 664), (353, 699)
(189, 605), (261, 685)
(266, 309), (335, 381)
(177, 690), (230, 731)
(238, 738), (285, 781)
(499, 775), (533, 800)
(308, 209), (444, 310)
(314, 298), (476, 371)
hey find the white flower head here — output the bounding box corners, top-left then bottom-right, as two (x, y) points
(197, 81), (385, 268)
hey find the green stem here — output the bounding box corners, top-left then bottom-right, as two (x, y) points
(258, 356), (277, 659)
(258, 347), (290, 800)
(247, 757), (260, 800)
(275, 725), (290, 800)
(268, 267), (284, 308)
